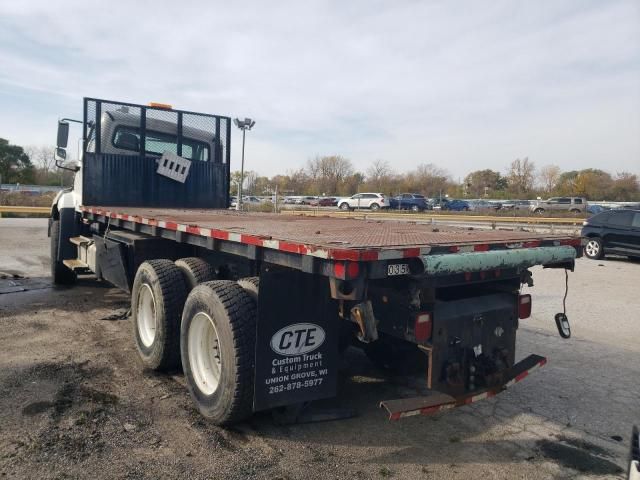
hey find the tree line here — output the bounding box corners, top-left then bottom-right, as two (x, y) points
(1, 137), (638, 201)
(0, 138), (73, 186)
(237, 155), (640, 202)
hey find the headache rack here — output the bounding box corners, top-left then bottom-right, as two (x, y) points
(81, 98), (232, 209)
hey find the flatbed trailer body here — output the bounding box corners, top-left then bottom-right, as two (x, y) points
(49, 98), (581, 424)
(74, 205), (580, 419)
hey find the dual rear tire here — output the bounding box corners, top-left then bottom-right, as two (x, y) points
(131, 257), (259, 424)
(180, 281), (256, 424)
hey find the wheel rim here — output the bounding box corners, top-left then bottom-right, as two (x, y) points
(137, 284), (157, 348)
(371, 204), (379, 210)
(585, 240), (600, 257)
(188, 312), (222, 396)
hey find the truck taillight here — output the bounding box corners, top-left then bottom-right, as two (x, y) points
(519, 294), (532, 319)
(333, 261), (359, 280)
(414, 312), (432, 342)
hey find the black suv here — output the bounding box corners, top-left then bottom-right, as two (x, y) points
(581, 209), (640, 260)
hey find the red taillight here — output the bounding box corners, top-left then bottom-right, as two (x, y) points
(333, 261), (360, 280)
(414, 312), (432, 342)
(519, 294), (532, 319)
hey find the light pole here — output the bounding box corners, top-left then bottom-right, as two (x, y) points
(233, 117), (256, 211)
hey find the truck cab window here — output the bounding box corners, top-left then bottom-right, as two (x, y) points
(112, 126), (210, 162)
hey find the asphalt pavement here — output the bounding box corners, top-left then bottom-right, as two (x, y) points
(0, 218), (638, 479)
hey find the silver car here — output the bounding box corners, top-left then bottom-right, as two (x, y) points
(530, 197), (587, 215)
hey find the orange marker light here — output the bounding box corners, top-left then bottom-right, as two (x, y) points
(149, 102), (173, 110)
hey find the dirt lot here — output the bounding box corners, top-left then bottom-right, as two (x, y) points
(1, 218), (638, 479)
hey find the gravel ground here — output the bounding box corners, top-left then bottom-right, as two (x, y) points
(0, 218), (638, 479)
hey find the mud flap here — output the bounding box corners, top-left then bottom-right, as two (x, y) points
(94, 237), (130, 293)
(253, 267), (339, 412)
(380, 354), (547, 420)
(56, 208), (80, 263)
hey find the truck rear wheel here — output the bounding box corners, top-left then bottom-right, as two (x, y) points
(237, 276), (259, 302)
(175, 257), (216, 289)
(132, 260), (188, 371)
(180, 281), (256, 425)
(50, 220), (77, 285)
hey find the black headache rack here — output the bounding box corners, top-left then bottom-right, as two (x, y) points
(82, 98), (231, 209)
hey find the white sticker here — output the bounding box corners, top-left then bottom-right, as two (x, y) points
(270, 323), (326, 356)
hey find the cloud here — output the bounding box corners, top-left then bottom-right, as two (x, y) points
(0, 0), (638, 178)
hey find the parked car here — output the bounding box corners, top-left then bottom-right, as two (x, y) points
(581, 209), (640, 260)
(283, 196), (298, 204)
(445, 199), (471, 211)
(501, 200), (531, 210)
(587, 204), (610, 215)
(429, 198), (449, 210)
(338, 193), (389, 211)
(530, 197), (587, 215)
(318, 197), (338, 207)
(389, 193), (432, 212)
(468, 200), (500, 211)
(243, 196), (262, 204)
(295, 196), (317, 205)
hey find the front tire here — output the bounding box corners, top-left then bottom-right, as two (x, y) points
(584, 237), (603, 260)
(132, 260), (188, 371)
(50, 220), (77, 285)
(181, 281), (257, 425)
(339, 203), (351, 211)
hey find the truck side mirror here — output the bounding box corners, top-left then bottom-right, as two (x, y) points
(55, 147), (67, 160)
(57, 121), (70, 148)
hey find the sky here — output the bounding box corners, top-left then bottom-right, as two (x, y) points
(0, 0), (639, 180)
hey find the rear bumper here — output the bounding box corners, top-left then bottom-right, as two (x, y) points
(380, 354), (546, 420)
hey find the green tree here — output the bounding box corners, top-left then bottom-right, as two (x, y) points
(463, 169), (507, 197)
(0, 138), (35, 184)
(610, 172), (640, 201)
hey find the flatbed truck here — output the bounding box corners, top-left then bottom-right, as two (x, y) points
(49, 98), (580, 424)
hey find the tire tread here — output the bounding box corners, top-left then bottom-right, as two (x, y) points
(184, 280), (256, 424)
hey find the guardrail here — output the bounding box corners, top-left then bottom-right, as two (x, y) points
(0, 206), (50, 214)
(281, 209), (585, 225)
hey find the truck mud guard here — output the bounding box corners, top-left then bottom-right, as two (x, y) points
(420, 246), (576, 276)
(380, 354), (547, 420)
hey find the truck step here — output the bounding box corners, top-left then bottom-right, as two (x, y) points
(69, 236), (92, 246)
(63, 259), (90, 272)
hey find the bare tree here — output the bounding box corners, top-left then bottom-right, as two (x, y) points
(537, 164), (561, 193)
(25, 146), (56, 172)
(306, 155), (354, 194)
(507, 158), (535, 195)
(244, 170), (258, 194)
(366, 159), (392, 190)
